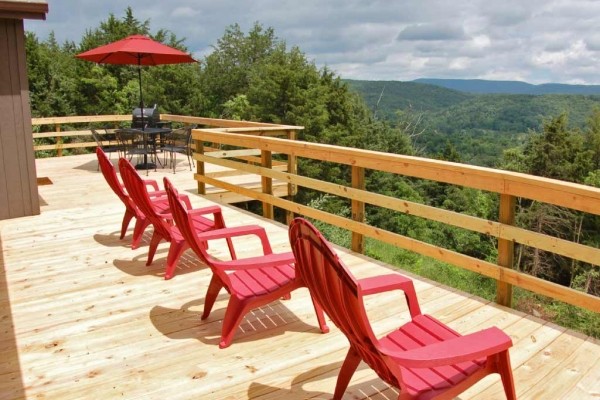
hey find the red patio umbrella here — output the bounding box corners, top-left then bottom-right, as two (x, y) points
(76, 34), (197, 126)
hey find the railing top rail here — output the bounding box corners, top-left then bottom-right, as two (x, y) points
(193, 129), (600, 216)
(161, 114), (303, 130)
(31, 115), (131, 125)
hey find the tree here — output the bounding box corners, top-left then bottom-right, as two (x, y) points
(585, 107), (600, 169)
(26, 32), (78, 117)
(502, 113), (599, 289)
(200, 23), (277, 115)
(522, 113), (591, 183)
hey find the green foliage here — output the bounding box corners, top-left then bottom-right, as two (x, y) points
(345, 79), (473, 113)
(200, 23), (278, 115)
(523, 114), (591, 182)
(366, 239), (497, 300)
(26, 32), (78, 117)
(349, 80), (600, 167)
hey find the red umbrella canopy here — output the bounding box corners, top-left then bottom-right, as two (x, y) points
(76, 35), (197, 117)
(76, 34), (197, 66)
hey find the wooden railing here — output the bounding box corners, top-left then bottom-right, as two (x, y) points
(31, 114), (301, 157)
(30, 114), (600, 313)
(192, 128), (600, 314)
(31, 115), (131, 156)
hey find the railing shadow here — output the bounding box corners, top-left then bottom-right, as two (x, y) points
(74, 159), (102, 173)
(0, 233), (26, 399)
(149, 297), (325, 347)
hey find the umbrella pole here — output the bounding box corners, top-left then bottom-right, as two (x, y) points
(137, 56), (145, 129)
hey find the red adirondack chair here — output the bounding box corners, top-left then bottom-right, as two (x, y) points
(289, 218), (516, 400)
(118, 158), (231, 280)
(96, 147), (170, 247)
(164, 177), (329, 348)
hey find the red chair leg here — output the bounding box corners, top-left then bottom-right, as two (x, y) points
(202, 275), (224, 320)
(334, 347), (362, 400)
(146, 232), (163, 266)
(219, 296), (249, 349)
(164, 239), (188, 280)
(131, 217), (150, 249)
(498, 350), (517, 400)
(120, 209), (135, 239)
(310, 296), (329, 333)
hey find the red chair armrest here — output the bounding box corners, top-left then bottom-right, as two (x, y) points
(148, 190), (167, 198)
(188, 205), (222, 217)
(196, 225), (273, 255)
(358, 274), (413, 295)
(143, 179), (160, 191)
(212, 251), (295, 271)
(177, 193), (192, 209)
(358, 274), (422, 317)
(196, 225), (265, 241)
(382, 327), (512, 368)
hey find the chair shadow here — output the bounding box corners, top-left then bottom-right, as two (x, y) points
(248, 362), (341, 399)
(93, 231), (131, 248)
(112, 246), (204, 278)
(149, 296), (325, 347)
(247, 361), (391, 399)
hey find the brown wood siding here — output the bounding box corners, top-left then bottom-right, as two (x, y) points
(0, 18), (39, 219)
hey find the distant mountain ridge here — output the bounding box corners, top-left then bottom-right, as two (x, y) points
(413, 78), (600, 95)
(344, 78), (600, 166)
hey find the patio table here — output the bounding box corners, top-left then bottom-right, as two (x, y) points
(116, 127), (171, 170)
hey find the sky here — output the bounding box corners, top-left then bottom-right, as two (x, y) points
(24, 0), (600, 85)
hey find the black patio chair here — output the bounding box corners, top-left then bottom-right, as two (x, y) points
(91, 128), (124, 170)
(162, 125), (196, 173)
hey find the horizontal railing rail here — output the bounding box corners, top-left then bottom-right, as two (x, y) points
(31, 114), (302, 156)
(192, 128), (600, 314)
(31, 115), (131, 156)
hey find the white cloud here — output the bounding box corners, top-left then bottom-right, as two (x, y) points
(22, 0), (600, 84)
(171, 7), (200, 18)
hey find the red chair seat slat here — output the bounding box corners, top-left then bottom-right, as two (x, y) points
(229, 264), (295, 299)
(382, 315), (486, 395)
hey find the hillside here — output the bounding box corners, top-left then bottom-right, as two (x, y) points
(346, 79), (600, 166)
(414, 78), (600, 95)
(344, 79), (472, 113)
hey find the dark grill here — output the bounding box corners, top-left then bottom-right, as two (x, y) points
(132, 105), (159, 128)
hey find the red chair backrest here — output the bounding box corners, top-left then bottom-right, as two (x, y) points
(164, 177), (232, 285)
(118, 158), (172, 241)
(96, 147), (136, 211)
(289, 217), (398, 386)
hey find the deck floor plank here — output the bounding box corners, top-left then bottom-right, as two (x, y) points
(0, 153), (597, 399)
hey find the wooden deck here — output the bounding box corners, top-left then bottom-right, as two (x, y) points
(0, 153), (598, 399)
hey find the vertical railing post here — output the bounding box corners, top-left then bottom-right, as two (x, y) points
(286, 130), (297, 225)
(56, 124), (62, 157)
(195, 130), (205, 195)
(351, 166), (365, 254)
(497, 194), (516, 307)
(261, 149), (274, 219)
